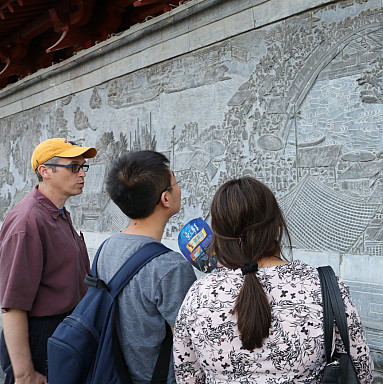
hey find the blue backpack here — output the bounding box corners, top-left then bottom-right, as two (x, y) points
(47, 241), (172, 384)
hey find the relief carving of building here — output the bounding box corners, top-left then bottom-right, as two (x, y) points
(0, 0), (382, 379)
(0, 1), (381, 256)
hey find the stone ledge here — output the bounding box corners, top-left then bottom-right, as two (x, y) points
(0, 0), (336, 118)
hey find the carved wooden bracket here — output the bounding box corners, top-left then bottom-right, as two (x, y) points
(0, 0), (183, 86)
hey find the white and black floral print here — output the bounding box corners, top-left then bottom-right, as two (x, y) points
(174, 260), (373, 384)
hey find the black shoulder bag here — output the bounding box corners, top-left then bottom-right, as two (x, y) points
(317, 266), (361, 384)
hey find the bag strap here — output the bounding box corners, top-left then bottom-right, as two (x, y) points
(318, 266), (351, 362)
(88, 241), (171, 298)
(89, 240), (173, 384)
(112, 309), (173, 384)
(91, 239), (107, 277)
(318, 266), (334, 363)
(150, 322), (173, 384)
(108, 242), (171, 298)
(112, 304), (133, 384)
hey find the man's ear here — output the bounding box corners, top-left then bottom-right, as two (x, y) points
(37, 165), (50, 179)
(159, 192), (171, 208)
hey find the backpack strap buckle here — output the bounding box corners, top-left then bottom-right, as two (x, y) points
(85, 274), (108, 290)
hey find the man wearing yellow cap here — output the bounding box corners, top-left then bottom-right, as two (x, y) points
(0, 138), (97, 384)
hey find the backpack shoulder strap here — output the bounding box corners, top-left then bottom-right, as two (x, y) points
(84, 240), (109, 290)
(107, 241), (171, 384)
(318, 266), (351, 356)
(150, 322), (172, 384)
(106, 242), (171, 298)
(91, 239), (108, 276)
(88, 241), (171, 294)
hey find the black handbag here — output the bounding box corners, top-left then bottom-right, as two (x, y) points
(317, 266), (361, 384)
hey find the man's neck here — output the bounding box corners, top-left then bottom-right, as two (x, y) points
(122, 213), (168, 242)
(37, 183), (67, 209)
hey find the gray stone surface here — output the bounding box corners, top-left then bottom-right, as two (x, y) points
(0, 0), (382, 381)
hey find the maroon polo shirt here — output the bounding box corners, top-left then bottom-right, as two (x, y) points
(0, 186), (90, 317)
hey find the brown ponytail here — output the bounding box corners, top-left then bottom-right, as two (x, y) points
(210, 177), (291, 350)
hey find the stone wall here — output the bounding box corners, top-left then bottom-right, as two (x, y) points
(0, 0), (382, 380)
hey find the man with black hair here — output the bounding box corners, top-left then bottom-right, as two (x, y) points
(97, 150), (196, 383)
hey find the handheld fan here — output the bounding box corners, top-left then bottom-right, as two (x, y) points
(178, 218), (217, 273)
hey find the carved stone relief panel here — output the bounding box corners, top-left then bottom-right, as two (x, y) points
(0, 1), (381, 257)
(0, 0), (382, 375)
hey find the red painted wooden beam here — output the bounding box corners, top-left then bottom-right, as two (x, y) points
(90, 0), (133, 42)
(0, 0), (184, 88)
(47, 0), (97, 52)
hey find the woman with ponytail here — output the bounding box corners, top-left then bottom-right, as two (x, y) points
(173, 177), (373, 383)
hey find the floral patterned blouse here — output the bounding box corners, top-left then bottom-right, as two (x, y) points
(173, 260), (374, 384)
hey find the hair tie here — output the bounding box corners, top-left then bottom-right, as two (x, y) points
(241, 262), (258, 276)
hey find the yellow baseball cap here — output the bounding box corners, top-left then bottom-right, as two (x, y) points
(31, 138), (97, 173)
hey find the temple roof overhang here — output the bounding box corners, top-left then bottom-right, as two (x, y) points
(0, 0), (186, 89)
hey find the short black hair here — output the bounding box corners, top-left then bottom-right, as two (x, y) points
(106, 150), (171, 219)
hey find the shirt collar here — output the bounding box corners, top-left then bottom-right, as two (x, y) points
(32, 186), (67, 220)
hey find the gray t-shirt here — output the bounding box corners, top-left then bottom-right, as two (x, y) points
(97, 233), (196, 384)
